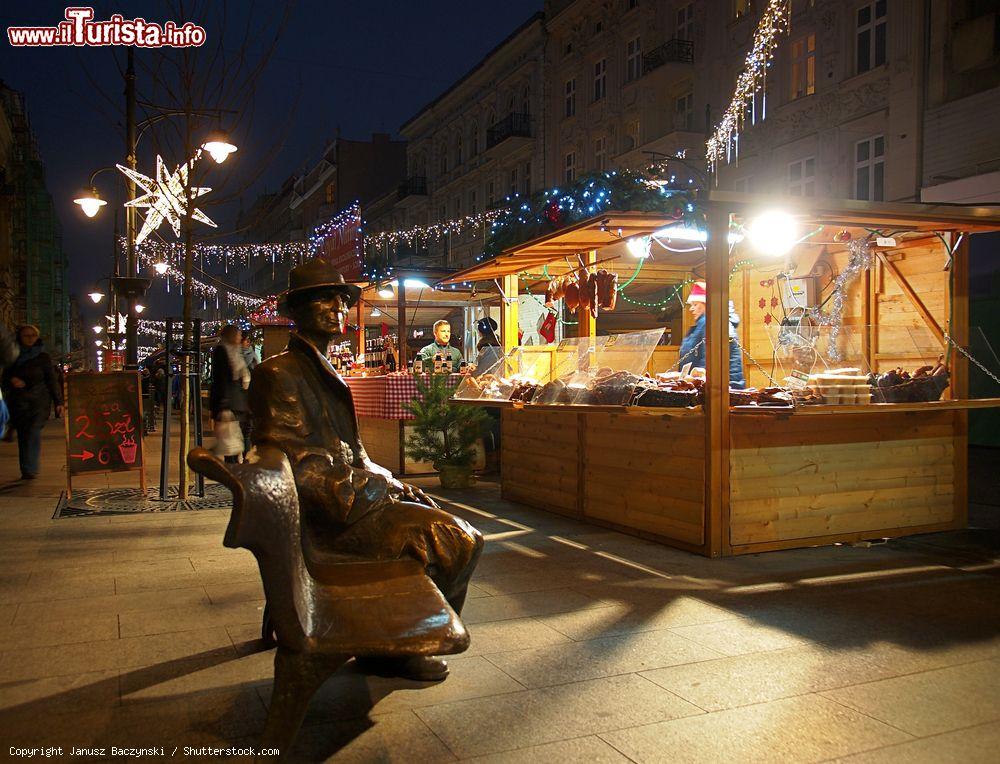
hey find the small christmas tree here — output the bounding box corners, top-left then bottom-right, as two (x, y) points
(403, 373), (488, 470)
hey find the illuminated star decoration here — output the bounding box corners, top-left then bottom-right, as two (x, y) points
(117, 153), (217, 244)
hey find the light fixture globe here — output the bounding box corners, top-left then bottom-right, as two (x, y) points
(746, 210), (798, 257)
(370, 307), (382, 318)
(152, 261), (169, 275)
(134, 303), (145, 314)
(202, 133), (238, 164)
(74, 187), (107, 218)
(88, 290), (105, 304)
(377, 284), (395, 299)
(92, 325), (103, 334)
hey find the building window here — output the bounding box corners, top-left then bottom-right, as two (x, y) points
(594, 136), (607, 171)
(523, 161), (532, 196)
(675, 92), (693, 131)
(676, 3), (694, 41)
(324, 182), (335, 205)
(625, 119), (640, 151)
(733, 176), (754, 193)
(565, 151), (576, 183)
(487, 180), (495, 207)
(454, 197), (462, 218)
(856, 0), (887, 74)
(509, 167), (518, 197)
(521, 85), (531, 115)
(790, 33), (816, 99)
(733, 0), (751, 20)
(470, 189), (477, 215)
(626, 37), (642, 83)
(439, 144), (447, 175)
(595, 21), (604, 34)
(565, 79), (577, 118)
(454, 133), (463, 167)
(469, 122), (479, 156)
(564, 40), (573, 57)
(594, 58), (607, 101)
(439, 204), (446, 222)
(788, 157), (816, 196)
(855, 135), (885, 201)
(627, 0), (639, 10)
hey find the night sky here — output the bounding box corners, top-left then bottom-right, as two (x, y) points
(0, 0), (543, 325)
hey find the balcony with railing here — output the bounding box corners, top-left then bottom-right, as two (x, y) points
(643, 39), (694, 74)
(486, 113), (532, 153)
(397, 176), (428, 204)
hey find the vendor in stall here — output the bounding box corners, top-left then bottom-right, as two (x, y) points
(677, 281), (746, 389)
(418, 320), (463, 372)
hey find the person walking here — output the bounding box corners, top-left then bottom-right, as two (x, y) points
(210, 325), (250, 462)
(1, 325), (63, 479)
(240, 333), (260, 371)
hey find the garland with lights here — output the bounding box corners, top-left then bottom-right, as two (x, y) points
(483, 167), (702, 261)
(706, 0), (790, 169)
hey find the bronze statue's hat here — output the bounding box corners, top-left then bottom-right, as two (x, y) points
(277, 259), (362, 316)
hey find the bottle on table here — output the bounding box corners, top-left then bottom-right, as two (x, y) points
(413, 356), (423, 374)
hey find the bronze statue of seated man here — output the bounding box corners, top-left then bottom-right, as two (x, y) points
(250, 260), (483, 681)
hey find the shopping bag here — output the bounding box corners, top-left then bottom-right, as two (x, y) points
(213, 412), (243, 457)
(538, 311), (557, 343)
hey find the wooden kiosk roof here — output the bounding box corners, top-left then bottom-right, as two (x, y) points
(439, 195), (1000, 285)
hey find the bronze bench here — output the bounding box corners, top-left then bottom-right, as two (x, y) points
(187, 445), (470, 757)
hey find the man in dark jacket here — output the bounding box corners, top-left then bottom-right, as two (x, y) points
(210, 325), (250, 462)
(2, 325), (63, 479)
(677, 281), (746, 389)
(249, 260), (483, 681)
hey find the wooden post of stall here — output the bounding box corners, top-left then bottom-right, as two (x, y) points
(951, 232), (970, 530)
(576, 250), (598, 337)
(396, 280), (407, 367)
(501, 274), (519, 352)
(704, 203), (731, 557)
(357, 299), (366, 366)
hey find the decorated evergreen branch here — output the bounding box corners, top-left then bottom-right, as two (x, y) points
(403, 374), (489, 469)
(483, 166), (703, 260)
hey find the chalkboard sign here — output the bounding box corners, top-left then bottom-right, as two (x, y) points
(65, 372), (144, 478)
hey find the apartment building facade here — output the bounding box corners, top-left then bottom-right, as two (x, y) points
(388, 13), (546, 270)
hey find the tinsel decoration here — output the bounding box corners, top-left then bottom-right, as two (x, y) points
(706, 0), (791, 170)
(819, 237), (874, 360)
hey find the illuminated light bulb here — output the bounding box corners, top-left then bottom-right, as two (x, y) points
(92, 325), (103, 334)
(88, 291), (105, 304)
(153, 261), (169, 275)
(95, 340), (103, 347)
(746, 210), (798, 256)
(626, 236), (651, 259)
(134, 304), (145, 314)
(377, 284), (394, 299)
(202, 139), (238, 164)
(390, 278), (429, 290)
(371, 307), (382, 318)
(74, 188), (107, 218)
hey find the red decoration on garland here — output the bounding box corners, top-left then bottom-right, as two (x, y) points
(834, 229), (853, 243)
(671, 205), (685, 219)
(544, 200), (563, 225)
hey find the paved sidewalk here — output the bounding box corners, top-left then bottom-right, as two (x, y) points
(0, 422), (998, 762)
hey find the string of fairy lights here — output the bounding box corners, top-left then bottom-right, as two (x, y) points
(705, 0), (791, 169)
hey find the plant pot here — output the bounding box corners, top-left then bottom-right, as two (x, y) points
(437, 463), (475, 489)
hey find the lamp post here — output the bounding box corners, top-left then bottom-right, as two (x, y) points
(74, 48), (237, 370)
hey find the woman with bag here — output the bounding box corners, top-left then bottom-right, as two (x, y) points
(1, 325), (63, 479)
(210, 325), (250, 462)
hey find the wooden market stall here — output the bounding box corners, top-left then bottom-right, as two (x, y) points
(344, 269), (499, 475)
(443, 194), (1000, 556)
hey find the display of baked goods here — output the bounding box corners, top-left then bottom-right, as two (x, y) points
(807, 368), (871, 405)
(869, 359), (949, 403)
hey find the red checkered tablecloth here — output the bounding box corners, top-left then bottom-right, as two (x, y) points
(346, 374), (463, 420)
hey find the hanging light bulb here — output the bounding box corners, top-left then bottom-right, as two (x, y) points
(88, 290), (105, 304)
(153, 261), (169, 275)
(74, 187), (107, 218)
(92, 325), (103, 334)
(371, 307), (382, 318)
(377, 283), (394, 299)
(746, 210), (798, 256)
(134, 303), (145, 314)
(626, 236), (651, 259)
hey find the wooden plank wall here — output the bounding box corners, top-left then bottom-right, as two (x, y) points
(359, 417), (401, 473)
(729, 411), (958, 547)
(582, 413), (705, 546)
(501, 409), (580, 516)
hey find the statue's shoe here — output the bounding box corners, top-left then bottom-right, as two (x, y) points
(354, 655), (449, 682)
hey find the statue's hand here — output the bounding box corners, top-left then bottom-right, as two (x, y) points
(400, 482), (438, 508)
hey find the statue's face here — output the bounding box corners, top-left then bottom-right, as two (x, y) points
(434, 322), (451, 345)
(294, 290), (349, 339)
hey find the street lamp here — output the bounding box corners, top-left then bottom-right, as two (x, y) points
(134, 303), (145, 314)
(202, 131), (238, 164)
(152, 261), (170, 275)
(74, 187), (108, 218)
(92, 325), (103, 334)
(88, 290), (105, 304)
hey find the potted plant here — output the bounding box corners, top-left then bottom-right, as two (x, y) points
(403, 372), (489, 488)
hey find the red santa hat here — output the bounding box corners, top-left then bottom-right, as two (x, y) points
(686, 281), (707, 304)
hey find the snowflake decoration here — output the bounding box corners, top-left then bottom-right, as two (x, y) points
(117, 154), (217, 244)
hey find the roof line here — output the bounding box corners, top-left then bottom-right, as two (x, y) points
(399, 11), (544, 133)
